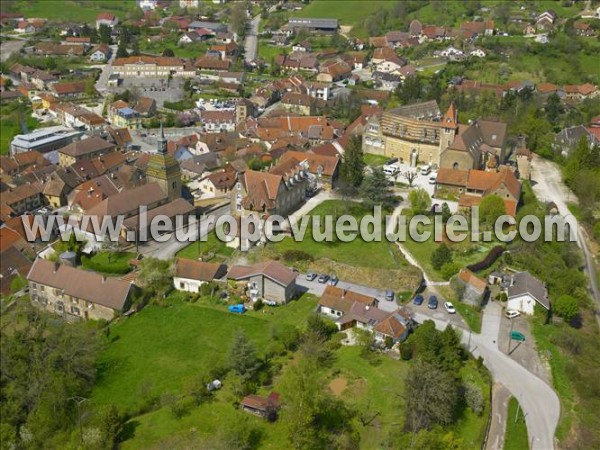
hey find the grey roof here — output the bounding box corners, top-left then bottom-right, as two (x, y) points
(507, 271), (549, 309)
(554, 125), (594, 147)
(188, 21), (227, 32)
(390, 100), (441, 120)
(288, 18), (339, 29)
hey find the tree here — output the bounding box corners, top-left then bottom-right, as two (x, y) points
(404, 170), (417, 187)
(280, 355), (327, 449)
(340, 136), (365, 196)
(431, 243), (452, 271)
(478, 194), (506, 228)
(545, 93), (562, 125)
(441, 202), (451, 222)
(227, 329), (262, 384)
(230, 2), (249, 37)
(162, 48), (175, 57)
(85, 77), (96, 97)
(404, 360), (459, 432)
(554, 295), (580, 323)
(116, 40), (129, 58)
(463, 381), (484, 416)
(409, 188), (431, 215)
(98, 24), (111, 44)
(98, 405), (122, 447)
(360, 167), (394, 209)
(137, 257), (174, 295)
(396, 74), (423, 103)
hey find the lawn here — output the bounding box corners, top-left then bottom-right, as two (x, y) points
(81, 251), (136, 275)
(92, 294), (319, 412)
(504, 396), (530, 450)
(270, 200), (408, 270)
(454, 301), (483, 333)
(257, 40), (284, 63)
(1, 105), (39, 155)
(291, 0), (396, 28)
(6, 0), (137, 23)
(176, 230), (235, 262)
(363, 153), (389, 167)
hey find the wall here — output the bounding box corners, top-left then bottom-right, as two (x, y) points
(507, 294), (535, 315)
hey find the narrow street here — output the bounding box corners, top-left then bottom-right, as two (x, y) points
(530, 155), (600, 322)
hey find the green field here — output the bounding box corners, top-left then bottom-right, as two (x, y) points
(93, 293), (489, 449)
(6, 0), (137, 23)
(504, 397), (530, 450)
(81, 251), (136, 275)
(291, 0), (396, 27)
(270, 201), (407, 270)
(1, 105), (39, 155)
(257, 39), (283, 63)
(363, 153), (389, 167)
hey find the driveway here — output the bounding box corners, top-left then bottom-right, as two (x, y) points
(94, 45), (118, 94)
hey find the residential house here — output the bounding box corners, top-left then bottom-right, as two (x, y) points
(50, 81), (87, 100)
(460, 20), (495, 39)
(58, 137), (116, 167)
(563, 84), (598, 102)
(68, 175), (121, 215)
(195, 56), (231, 71)
(505, 271), (549, 315)
(0, 246), (32, 296)
(316, 59), (352, 83)
(1, 183), (44, 216)
(373, 309), (413, 345)
(96, 12), (118, 29)
(277, 150), (340, 189)
(553, 125), (597, 157)
(10, 126), (84, 155)
(89, 44), (110, 62)
(280, 92), (318, 115)
(227, 260), (297, 304)
(27, 258), (135, 320)
(133, 96), (156, 117)
(572, 21), (595, 37)
(200, 110), (237, 133)
(196, 163), (238, 199)
(43, 167), (82, 207)
(536, 10), (557, 31)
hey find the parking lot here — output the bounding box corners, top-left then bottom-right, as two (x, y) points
(109, 77), (185, 106)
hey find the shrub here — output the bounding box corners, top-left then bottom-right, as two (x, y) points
(399, 342), (413, 360)
(554, 294), (580, 324)
(254, 299), (264, 311)
(441, 262), (462, 280)
(282, 249), (314, 262)
(467, 246), (505, 272)
(431, 243), (452, 270)
(463, 381), (484, 416)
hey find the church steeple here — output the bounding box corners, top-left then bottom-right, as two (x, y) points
(158, 123), (167, 154)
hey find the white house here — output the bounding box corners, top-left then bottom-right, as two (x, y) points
(441, 46), (465, 58)
(96, 12), (118, 30)
(505, 271), (549, 315)
(138, 0), (157, 10)
(470, 48), (486, 58)
(173, 258), (227, 293)
(376, 58), (406, 74)
(89, 45), (110, 62)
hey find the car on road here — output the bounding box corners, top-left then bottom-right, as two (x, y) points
(505, 309), (521, 319)
(428, 295), (438, 309)
(413, 294), (424, 305)
(444, 302), (456, 314)
(318, 274), (330, 284)
(328, 275), (339, 286)
(385, 290), (395, 301)
(305, 272), (317, 281)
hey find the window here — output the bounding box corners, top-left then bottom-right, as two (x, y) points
(40, 286), (45, 292)
(71, 306), (80, 315)
(453, 162), (459, 170)
(180, 282), (185, 289)
(368, 124), (379, 133)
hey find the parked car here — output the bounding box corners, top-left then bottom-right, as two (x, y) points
(384, 157), (399, 166)
(505, 309), (521, 319)
(429, 174), (437, 184)
(306, 272), (317, 281)
(421, 165), (431, 175)
(385, 290), (395, 301)
(444, 302), (456, 314)
(428, 296), (438, 309)
(328, 275), (339, 286)
(265, 300), (278, 307)
(318, 274), (330, 283)
(413, 294), (424, 305)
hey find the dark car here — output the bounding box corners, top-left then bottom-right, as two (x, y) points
(384, 157), (399, 166)
(318, 274), (330, 284)
(413, 294), (424, 305)
(428, 295), (438, 309)
(385, 290), (395, 301)
(328, 275), (339, 286)
(305, 272), (317, 281)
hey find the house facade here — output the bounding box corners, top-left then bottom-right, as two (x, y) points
(227, 260), (297, 304)
(505, 271), (549, 315)
(173, 258), (227, 293)
(27, 258), (134, 321)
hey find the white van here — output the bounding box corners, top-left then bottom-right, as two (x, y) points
(421, 165), (431, 175)
(383, 165), (399, 176)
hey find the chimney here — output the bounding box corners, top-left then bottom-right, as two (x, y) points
(342, 288), (347, 298)
(53, 262), (59, 273)
(102, 275), (107, 283)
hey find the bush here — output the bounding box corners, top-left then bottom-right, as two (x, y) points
(463, 381), (484, 416)
(467, 246), (505, 272)
(282, 249), (314, 262)
(254, 299), (264, 311)
(441, 262), (462, 280)
(554, 294), (580, 324)
(399, 342), (413, 360)
(431, 243), (452, 270)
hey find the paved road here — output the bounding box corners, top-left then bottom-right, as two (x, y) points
(137, 204), (229, 259)
(415, 301), (560, 450)
(244, 13), (260, 63)
(94, 45), (118, 95)
(530, 155), (600, 322)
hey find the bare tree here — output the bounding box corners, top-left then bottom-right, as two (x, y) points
(403, 170), (417, 187)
